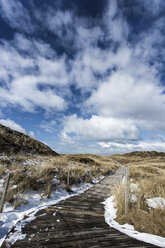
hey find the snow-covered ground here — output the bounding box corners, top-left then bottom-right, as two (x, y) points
(147, 197), (165, 210)
(104, 196), (165, 248)
(130, 182), (165, 210)
(0, 182), (93, 246)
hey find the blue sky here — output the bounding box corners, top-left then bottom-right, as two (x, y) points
(0, 0), (165, 154)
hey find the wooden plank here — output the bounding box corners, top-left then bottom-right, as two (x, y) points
(0, 172), (11, 213)
(124, 167), (129, 213)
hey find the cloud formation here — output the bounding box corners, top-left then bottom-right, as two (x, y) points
(86, 73), (165, 130)
(0, 0), (36, 33)
(98, 140), (165, 154)
(0, 37), (67, 112)
(0, 0), (164, 153)
(63, 115), (139, 141)
(40, 120), (56, 133)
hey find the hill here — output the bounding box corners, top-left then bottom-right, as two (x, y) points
(0, 124), (58, 156)
(110, 150), (165, 164)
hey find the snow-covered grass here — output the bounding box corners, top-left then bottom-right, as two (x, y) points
(104, 196), (165, 248)
(0, 153), (118, 203)
(0, 182), (93, 246)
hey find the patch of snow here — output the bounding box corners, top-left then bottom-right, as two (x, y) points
(147, 197), (165, 210)
(11, 184), (17, 189)
(0, 182), (93, 246)
(104, 196), (165, 248)
(22, 158), (40, 166)
(92, 176), (104, 184)
(131, 194), (137, 203)
(0, 155), (8, 159)
(130, 183), (139, 193)
(51, 176), (60, 185)
(0, 178), (4, 188)
(122, 175), (125, 185)
(3, 202), (13, 212)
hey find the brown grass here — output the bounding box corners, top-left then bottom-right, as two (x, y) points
(111, 183), (125, 217)
(111, 152), (165, 237)
(0, 154), (118, 205)
(117, 208), (165, 237)
(0, 165), (6, 177)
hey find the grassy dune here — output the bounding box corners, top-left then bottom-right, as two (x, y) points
(111, 152), (165, 237)
(0, 153), (118, 208)
(0, 124), (58, 156)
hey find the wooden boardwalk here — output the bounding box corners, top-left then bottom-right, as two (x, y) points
(3, 167), (157, 247)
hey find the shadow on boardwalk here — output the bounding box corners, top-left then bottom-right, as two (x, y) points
(3, 167), (157, 248)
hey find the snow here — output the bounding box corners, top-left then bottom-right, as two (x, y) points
(92, 175), (104, 184)
(0, 182), (93, 246)
(0, 178), (4, 188)
(104, 196), (165, 248)
(147, 197), (165, 210)
(131, 194), (137, 203)
(130, 183), (139, 192)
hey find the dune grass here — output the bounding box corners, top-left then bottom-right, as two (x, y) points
(0, 153), (118, 207)
(111, 152), (165, 237)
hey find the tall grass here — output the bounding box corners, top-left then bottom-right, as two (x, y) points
(111, 152), (165, 237)
(0, 154), (118, 207)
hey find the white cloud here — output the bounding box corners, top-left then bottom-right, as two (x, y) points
(37, 56), (68, 86)
(104, 1), (129, 42)
(14, 34), (55, 58)
(0, 119), (26, 133)
(86, 72), (165, 126)
(0, 34), (70, 113)
(142, 0), (164, 15)
(40, 120), (56, 133)
(0, 76), (66, 112)
(46, 9), (73, 36)
(0, 0), (35, 33)
(63, 114), (139, 141)
(98, 140), (165, 154)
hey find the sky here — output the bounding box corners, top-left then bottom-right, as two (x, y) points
(0, 0), (165, 155)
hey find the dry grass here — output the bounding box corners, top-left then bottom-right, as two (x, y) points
(0, 165), (6, 177)
(111, 152), (165, 237)
(0, 153), (118, 204)
(117, 207), (165, 237)
(111, 183), (125, 217)
(13, 198), (28, 209)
